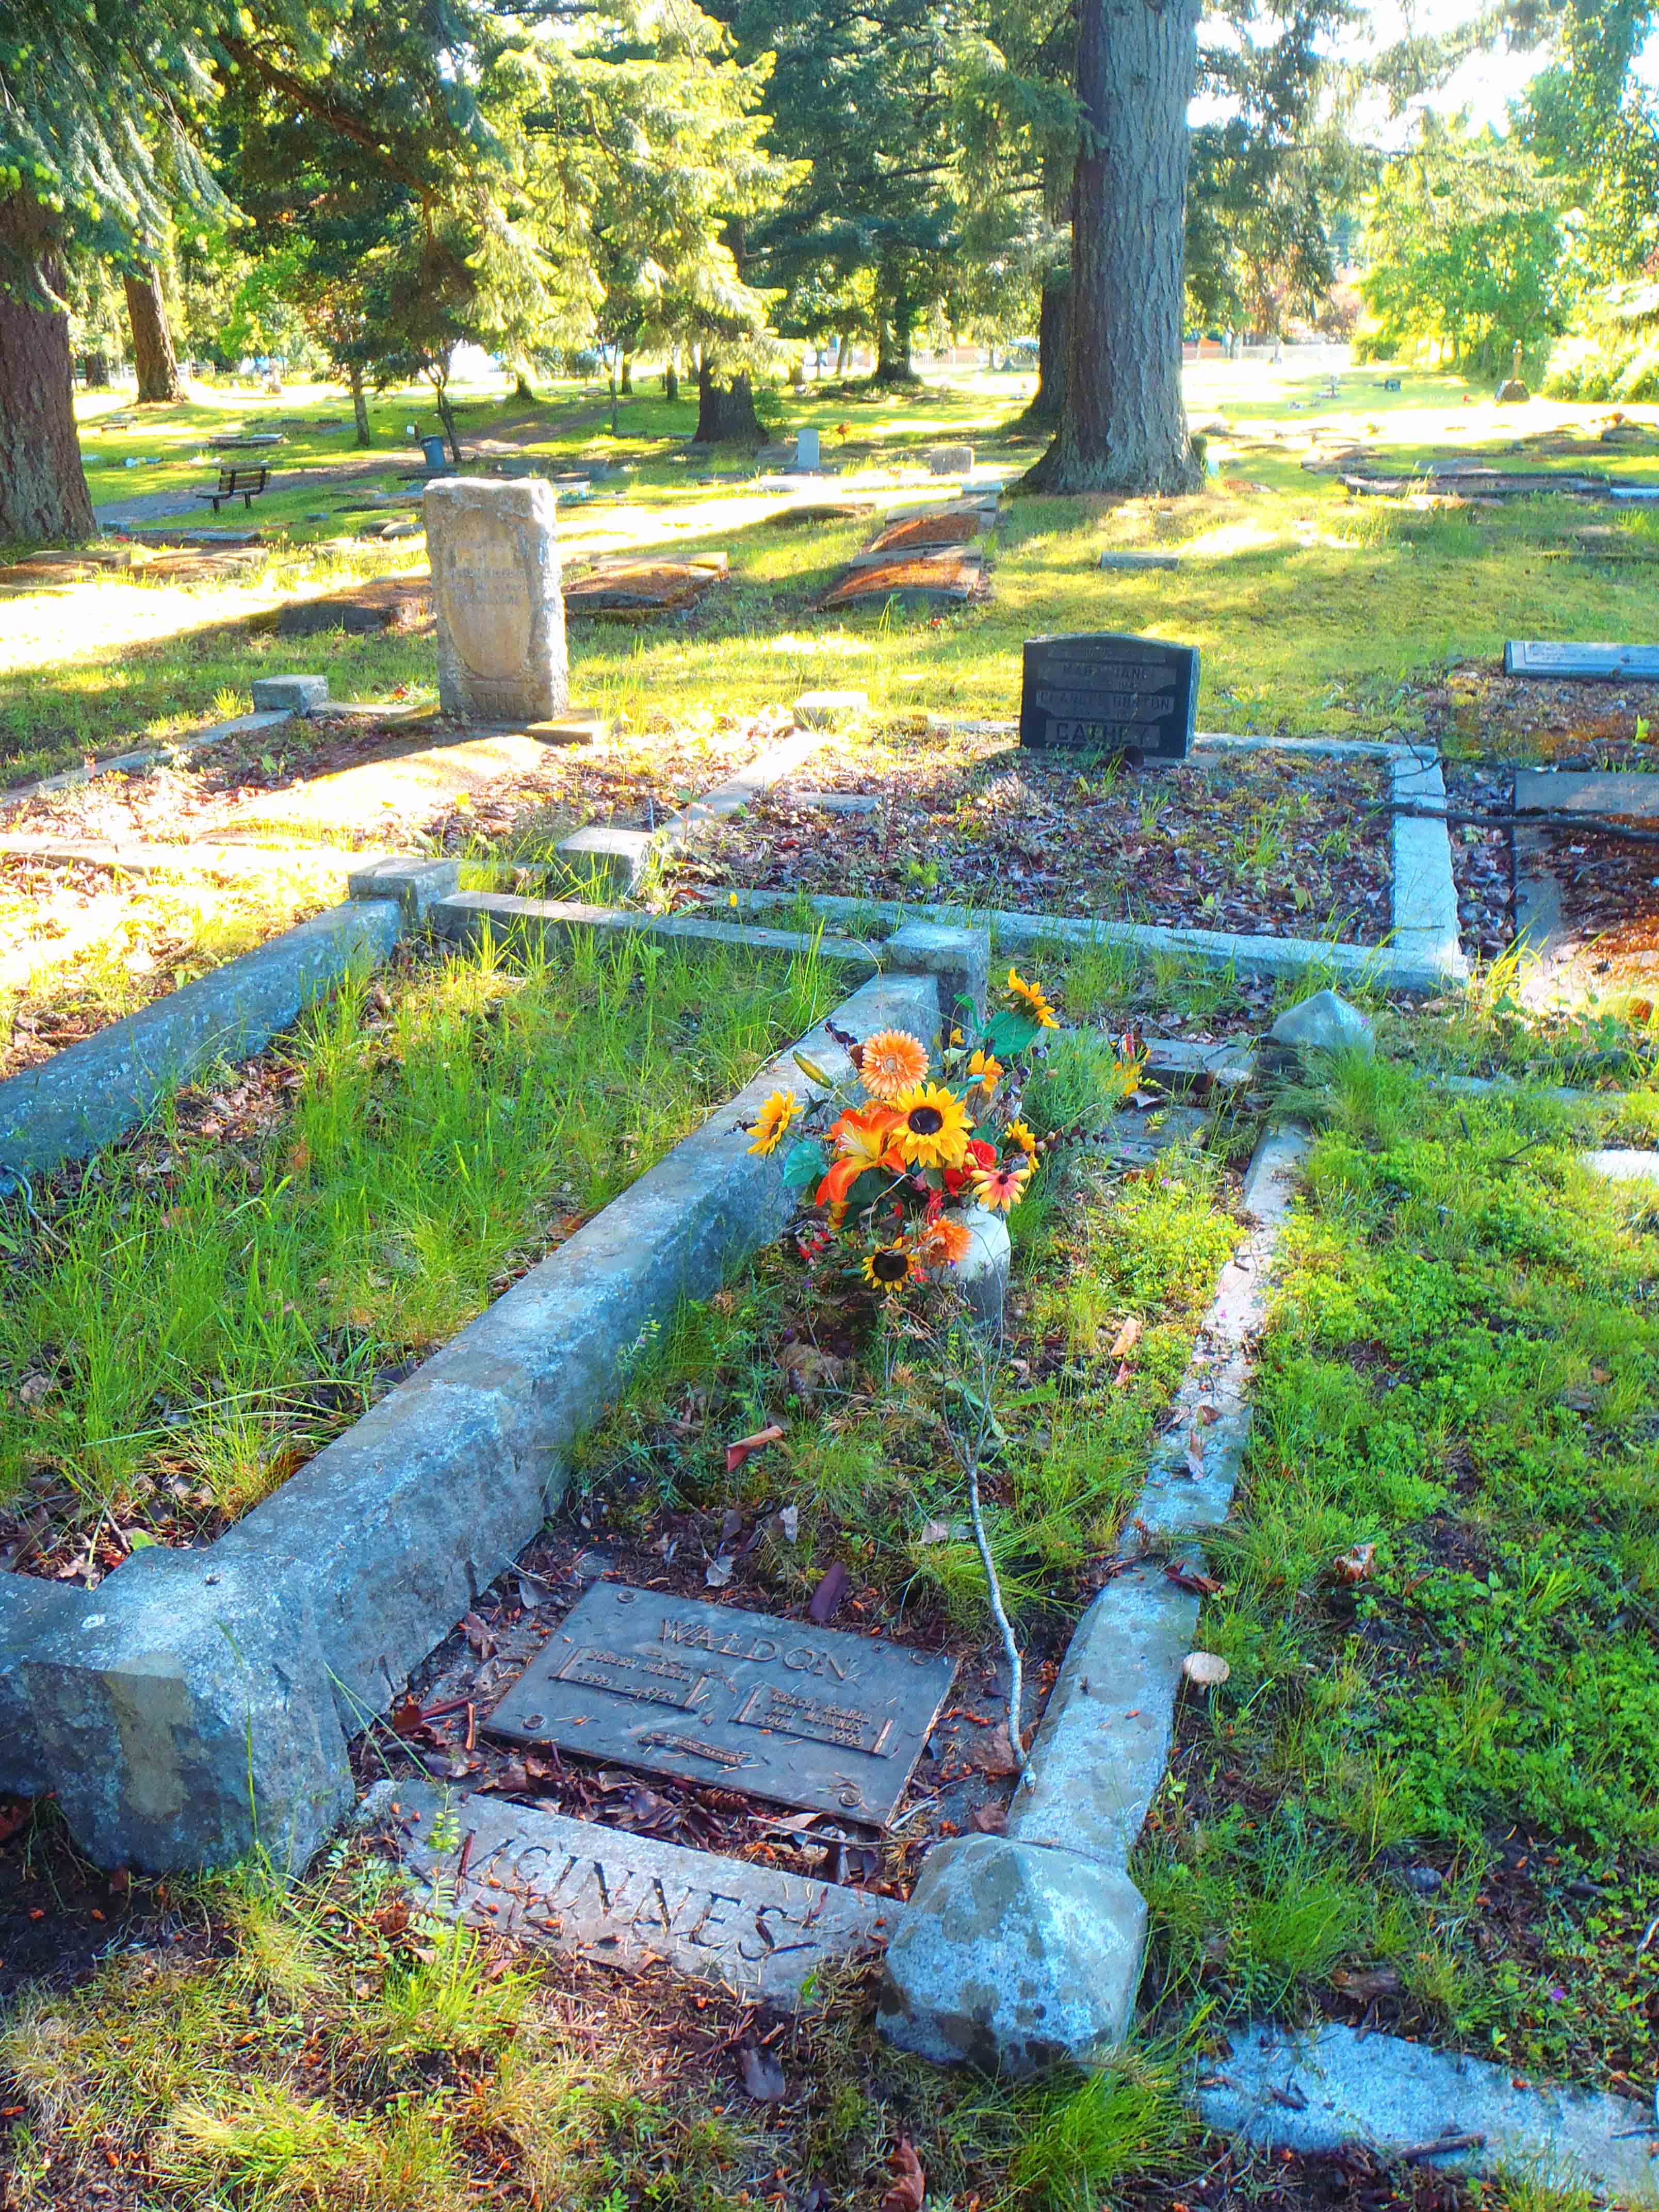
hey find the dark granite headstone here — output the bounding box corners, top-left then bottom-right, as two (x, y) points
(486, 1582), (955, 1825)
(1020, 632), (1198, 762)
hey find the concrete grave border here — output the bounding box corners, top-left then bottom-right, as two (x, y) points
(0, 957), (950, 1871)
(879, 1124), (1311, 2075)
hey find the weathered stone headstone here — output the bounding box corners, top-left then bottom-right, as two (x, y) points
(365, 1780), (892, 2005)
(794, 427), (821, 471)
(424, 477), (568, 724)
(485, 1582), (954, 1825)
(1020, 632), (1199, 762)
(926, 444), (974, 475)
(1504, 640), (1659, 680)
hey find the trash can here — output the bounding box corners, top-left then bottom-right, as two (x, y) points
(421, 434), (450, 475)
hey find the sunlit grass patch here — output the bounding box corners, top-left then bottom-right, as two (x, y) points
(0, 929), (834, 1554)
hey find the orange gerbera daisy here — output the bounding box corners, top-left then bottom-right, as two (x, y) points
(890, 1082), (972, 1172)
(972, 1158), (1032, 1212)
(859, 1029), (929, 1101)
(747, 1089), (800, 1156)
(915, 1214), (973, 1268)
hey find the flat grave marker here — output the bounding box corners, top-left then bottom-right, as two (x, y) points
(1020, 632), (1199, 762)
(1514, 769), (1659, 818)
(370, 1780), (891, 2004)
(1504, 641), (1659, 680)
(486, 1582), (954, 1825)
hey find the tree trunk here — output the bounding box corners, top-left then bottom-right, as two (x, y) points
(84, 350), (111, 388)
(1020, 272), (1070, 428)
(123, 264), (183, 404)
(432, 378), (461, 466)
(620, 352), (633, 395)
(513, 367), (535, 401)
(0, 197), (95, 545)
(874, 284), (917, 383)
(835, 332), (850, 374)
(691, 359), (762, 445)
(348, 362), (372, 447)
(664, 348), (679, 403)
(1027, 0), (1201, 494)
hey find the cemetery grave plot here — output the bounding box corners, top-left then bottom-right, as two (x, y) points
(661, 730), (1393, 943)
(1135, 1074), (1659, 2104)
(563, 554), (729, 620)
(273, 572), (434, 636)
(355, 1079), (1245, 1902)
(0, 931), (833, 1583)
(1441, 763), (1516, 963)
(0, 852), (337, 1080)
(1423, 666), (1659, 767)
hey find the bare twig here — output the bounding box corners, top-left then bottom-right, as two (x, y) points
(1376, 802), (1659, 846)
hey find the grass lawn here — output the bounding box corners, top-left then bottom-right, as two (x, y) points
(0, 928), (833, 1568)
(4, 360), (1658, 788)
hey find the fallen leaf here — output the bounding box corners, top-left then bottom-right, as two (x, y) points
(1333, 1542), (1376, 1584)
(882, 2136), (926, 2212)
(778, 1505), (799, 1542)
(1182, 1651), (1231, 1687)
(807, 1562), (850, 1623)
(461, 1613), (496, 1659)
(969, 1725), (1019, 1777)
(18, 1373), (53, 1407)
(918, 1518), (952, 1546)
(1331, 1963), (1403, 2000)
(1110, 1316), (1142, 1361)
(1165, 1562), (1224, 1597)
(726, 1422), (785, 1474)
(1184, 1425), (1205, 1479)
(971, 1804), (1007, 1833)
(705, 1555), (735, 1589)
(738, 2040), (788, 2103)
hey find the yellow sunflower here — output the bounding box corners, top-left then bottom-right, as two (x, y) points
(1005, 1118), (1039, 1160)
(1005, 967), (1060, 1029)
(890, 1082), (972, 1172)
(967, 1048), (1002, 1097)
(859, 1029), (930, 1101)
(747, 1089), (800, 1157)
(861, 1240), (923, 1294)
(972, 1158), (1032, 1212)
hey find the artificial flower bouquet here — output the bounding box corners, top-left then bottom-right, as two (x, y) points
(747, 968), (1065, 1299)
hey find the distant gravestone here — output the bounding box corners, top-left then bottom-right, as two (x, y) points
(424, 477), (568, 723)
(926, 444), (974, 475)
(1020, 632), (1199, 762)
(485, 1582), (954, 1826)
(794, 426), (821, 471)
(1505, 640), (1659, 680)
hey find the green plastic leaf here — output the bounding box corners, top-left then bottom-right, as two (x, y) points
(781, 1138), (828, 1193)
(984, 1008), (1044, 1058)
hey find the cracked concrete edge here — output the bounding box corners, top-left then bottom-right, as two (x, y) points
(1198, 2022), (1659, 2205)
(0, 897), (406, 1183)
(1389, 754), (1469, 980)
(699, 889), (1466, 994)
(890, 1124), (1313, 2073)
(1, 970), (942, 1864)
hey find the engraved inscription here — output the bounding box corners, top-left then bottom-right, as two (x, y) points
(484, 1583), (955, 1823)
(556, 1644), (713, 1711)
(1020, 631), (1198, 762)
(733, 1683), (896, 1758)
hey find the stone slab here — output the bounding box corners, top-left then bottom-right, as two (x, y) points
(1515, 769), (1659, 818)
(425, 477), (568, 723)
(1504, 640), (1659, 679)
(1142, 1036), (1257, 1088)
(792, 791), (882, 816)
(792, 690), (870, 728)
(0, 898), (404, 1181)
(364, 1780), (893, 2004)
(555, 824), (655, 898)
(252, 674), (330, 714)
(433, 890), (882, 979)
(485, 1583), (954, 1824)
(926, 445), (974, 474)
(1099, 549), (1182, 572)
(1199, 2022), (1659, 2203)
(659, 728), (833, 844)
(1584, 1147), (1659, 1184)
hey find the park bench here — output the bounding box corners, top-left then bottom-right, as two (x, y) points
(197, 465), (270, 514)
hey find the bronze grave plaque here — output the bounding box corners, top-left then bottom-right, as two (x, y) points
(485, 1582), (956, 1825)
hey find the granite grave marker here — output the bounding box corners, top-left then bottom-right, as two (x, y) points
(486, 1583), (954, 1825)
(1020, 632), (1199, 762)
